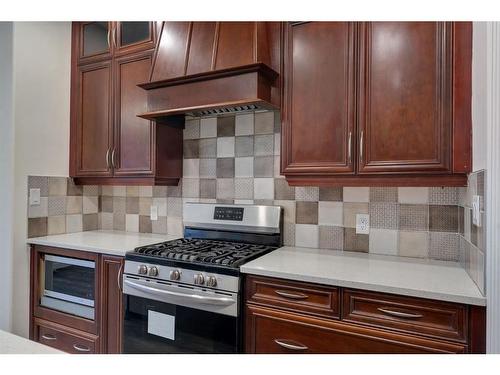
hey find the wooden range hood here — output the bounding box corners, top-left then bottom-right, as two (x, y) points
(138, 22), (282, 122)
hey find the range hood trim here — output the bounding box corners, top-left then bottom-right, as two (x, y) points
(139, 63), (278, 91)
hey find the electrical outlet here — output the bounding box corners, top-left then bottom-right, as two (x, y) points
(150, 205), (158, 221)
(472, 195), (481, 227)
(356, 214), (370, 234)
(29, 188), (41, 206)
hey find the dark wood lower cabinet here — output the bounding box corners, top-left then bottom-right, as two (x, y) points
(30, 246), (124, 354)
(246, 305), (466, 354)
(244, 275), (485, 354)
(100, 255), (124, 354)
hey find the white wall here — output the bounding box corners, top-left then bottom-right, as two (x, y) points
(0, 22), (15, 332)
(11, 22), (71, 337)
(472, 22), (487, 172)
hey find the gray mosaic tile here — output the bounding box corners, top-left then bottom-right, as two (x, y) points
(429, 187), (458, 205)
(216, 158), (235, 178)
(126, 197), (139, 214)
(182, 178), (200, 198)
(319, 226), (343, 250)
(429, 205), (458, 232)
(283, 223), (295, 246)
(67, 179), (83, 196)
(83, 185), (100, 196)
(184, 118), (200, 140)
(199, 138), (217, 158)
(296, 202), (318, 225)
(83, 213), (98, 231)
(344, 228), (369, 253)
(199, 159), (217, 178)
(139, 215), (153, 233)
(113, 197), (126, 214)
(399, 204), (429, 231)
(113, 213), (126, 231)
(254, 134), (274, 156)
(48, 177), (67, 196)
(217, 179), (234, 200)
(153, 186), (167, 197)
(101, 196), (113, 213)
(48, 196), (66, 216)
(217, 116), (235, 137)
(152, 216), (168, 234)
(254, 156), (274, 177)
(167, 197), (182, 217)
(167, 183), (182, 198)
(254, 111), (274, 134)
(369, 187), (398, 202)
(295, 187), (319, 202)
(369, 202), (399, 230)
(274, 178), (295, 200)
(235, 136), (254, 157)
(28, 176), (49, 196)
(28, 217), (47, 238)
(200, 179), (216, 199)
(319, 187), (343, 202)
(429, 232), (459, 261)
(234, 178), (254, 199)
(184, 139), (200, 158)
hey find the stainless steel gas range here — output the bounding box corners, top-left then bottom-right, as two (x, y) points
(122, 203), (282, 353)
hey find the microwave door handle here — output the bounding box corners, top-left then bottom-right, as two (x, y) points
(123, 279), (235, 306)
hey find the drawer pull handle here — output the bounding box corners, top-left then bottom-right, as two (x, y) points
(274, 339), (308, 351)
(73, 344), (91, 352)
(275, 290), (309, 300)
(377, 307), (423, 319)
(41, 334), (57, 341)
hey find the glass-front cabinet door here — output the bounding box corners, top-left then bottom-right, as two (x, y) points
(115, 22), (156, 54)
(79, 22), (112, 61)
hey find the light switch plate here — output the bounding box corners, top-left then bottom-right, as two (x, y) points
(356, 214), (370, 234)
(29, 188), (41, 206)
(150, 205), (158, 221)
(472, 195), (481, 227)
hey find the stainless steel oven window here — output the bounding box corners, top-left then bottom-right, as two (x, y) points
(42, 254), (96, 318)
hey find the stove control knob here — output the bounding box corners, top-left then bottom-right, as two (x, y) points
(149, 266), (159, 277)
(138, 265), (148, 275)
(170, 269), (181, 281)
(206, 276), (217, 288)
(194, 274), (205, 285)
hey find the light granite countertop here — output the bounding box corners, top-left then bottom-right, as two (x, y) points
(241, 246), (486, 306)
(27, 230), (181, 257)
(0, 330), (62, 354)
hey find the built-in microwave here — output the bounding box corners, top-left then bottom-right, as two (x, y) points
(40, 254), (95, 320)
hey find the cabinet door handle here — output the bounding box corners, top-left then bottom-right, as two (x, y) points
(117, 263), (123, 292)
(107, 26), (111, 49)
(274, 339), (308, 351)
(111, 148), (116, 169)
(377, 307), (424, 319)
(275, 290), (309, 300)
(41, 334), (57, 341)
(73, 344), (91, 352)
(105, 148), (110, 169)
(359, 130), (364, 164)
(347, 131), (352, 164)
(112, 26), (117, 48)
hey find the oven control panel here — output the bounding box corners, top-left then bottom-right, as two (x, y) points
(213, 206), (244, 221)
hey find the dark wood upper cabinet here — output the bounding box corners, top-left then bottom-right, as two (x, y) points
(74, 61), (113, 177)
(70, 22), (183, 186)
(79, 22), (112, 63)
(113, 51), (154, 177)
(358, 22), (452, 174)
(281, 22), (356, 177)
(281, 21), (472, 187)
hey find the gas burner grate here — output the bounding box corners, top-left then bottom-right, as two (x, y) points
(134, 238), (276, 268)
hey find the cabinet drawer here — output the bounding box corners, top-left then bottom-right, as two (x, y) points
(342, 289), (468, 342)
(245, 305), (466, 354)
(35, 319), (98, 354)
(245, 275), (339, 318)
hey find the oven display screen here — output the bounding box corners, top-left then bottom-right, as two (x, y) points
(213, 207), (244, 221)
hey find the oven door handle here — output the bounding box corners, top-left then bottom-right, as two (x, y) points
(123, 279), (235, 306)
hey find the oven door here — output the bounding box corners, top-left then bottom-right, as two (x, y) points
(122, 276), (239, 354)
(41, 254), (95, 319)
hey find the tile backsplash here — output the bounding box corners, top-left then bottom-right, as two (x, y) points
(28, 110), (468, 266)
(458, 170), (486, 295)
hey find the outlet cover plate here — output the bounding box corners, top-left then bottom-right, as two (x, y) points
(29, 188), (41, 206)
(356, 214), (370, 234)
